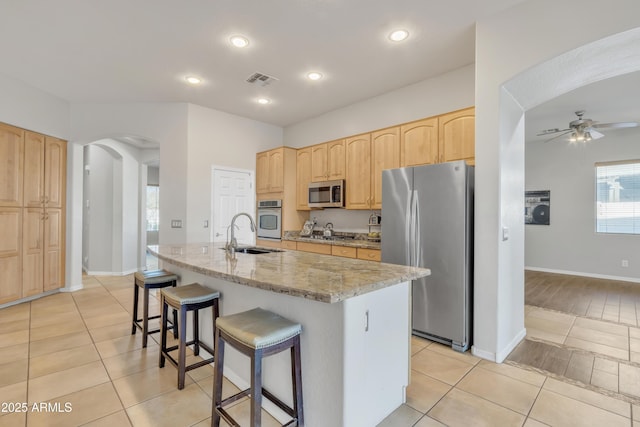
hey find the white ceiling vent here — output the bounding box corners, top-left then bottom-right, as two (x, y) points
(246, 72), (279, 86)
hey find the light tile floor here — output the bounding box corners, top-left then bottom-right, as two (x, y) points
(1, 273), (639, 426)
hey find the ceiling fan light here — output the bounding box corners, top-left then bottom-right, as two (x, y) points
(569, 132), (577, 142)
(584, 131), (592, 141)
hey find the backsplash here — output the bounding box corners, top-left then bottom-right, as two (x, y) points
(304, 209), (380, 233)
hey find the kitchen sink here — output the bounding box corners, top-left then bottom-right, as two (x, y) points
(220, 246), (283, 254)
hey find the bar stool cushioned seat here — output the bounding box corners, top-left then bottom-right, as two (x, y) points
(212, 307), (303, 427)
(159, 283), (220, 390)
(131, 269), (179, 348)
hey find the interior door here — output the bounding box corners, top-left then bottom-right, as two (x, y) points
(212, 168), (254, 244)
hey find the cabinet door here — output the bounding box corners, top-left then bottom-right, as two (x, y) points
(24, 132), (45, 208)
(326, 139), (345, 180)
(400, 117), (438, 167)
(256, 151), (270, 194)
(44, 208), (64, 291)
(439, 107), (475, 163)
(0, 207), (22, 304)
(345, 134), (371, 209)
(268, 148), (284, 192)
(0, 123), (24, 207)
(22, 207), (44, 297)
(310, 143), (328, 182)
(371, 127), (400, 209)
(296, 148), (312, 210)
(45, 137), (67, 209)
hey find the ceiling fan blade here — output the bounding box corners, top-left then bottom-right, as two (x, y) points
(537, 128), (570, 136)
(544, 130), (573, 143)
(588, 129), (605, 140)
(592, 121), (638, 129)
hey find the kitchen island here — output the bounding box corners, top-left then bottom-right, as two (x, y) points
(148, 242), (429, 427)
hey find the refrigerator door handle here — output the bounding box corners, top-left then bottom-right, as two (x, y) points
(412, 190), (420, 267)
(405, 189), (413, 266)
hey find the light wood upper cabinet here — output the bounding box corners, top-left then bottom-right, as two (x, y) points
(310, 144), (327, 182)
(0, 207), (22, 304)
(268, 148), (284, 192)
(296, 147), (312, 210)
(311, 139), (345, 182)
(345, 134), (371, 209)
(326, 139), (345, 180)
(24, 132), (45, 207)
(400, 117), (438, 167)
(439, 107), (475, 163)
(44, 137), (67, 209)
(0, 123), (24, 207)
(256, 147), (284, 194)
(371, 127), (400, 209)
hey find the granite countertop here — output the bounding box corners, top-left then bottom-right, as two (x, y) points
(283, 231), (381, 250)
(148, 242), (428, 304)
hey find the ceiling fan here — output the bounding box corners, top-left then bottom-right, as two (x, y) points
(537, 110), (638, 143)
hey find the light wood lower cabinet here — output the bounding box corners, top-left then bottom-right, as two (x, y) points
(0, 207), (22, 304)
(295, 241), (332, 255)
(281, 240), (298, 250)
(331, 245), (357, 259)
(256, 239), (282, 249)
(283, 240), (380, 262)
(357, 248), (381, 262)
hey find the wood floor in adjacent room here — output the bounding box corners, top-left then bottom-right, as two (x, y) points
(506, 270), (640, 405)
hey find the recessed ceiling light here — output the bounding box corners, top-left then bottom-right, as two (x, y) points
(257, 97), (271, 105)
(185, 76), (202, 85)
(388, 29), (409, 42)
(307, 72), (323, 81)
(230, 35), (250, 48)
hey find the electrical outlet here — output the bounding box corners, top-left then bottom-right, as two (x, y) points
(622, 259), (629, 268)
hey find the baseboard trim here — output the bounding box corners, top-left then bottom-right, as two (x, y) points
(471, 327), (527, 363)
(525, 266), (640, 284)
(84, 269), (138, 277)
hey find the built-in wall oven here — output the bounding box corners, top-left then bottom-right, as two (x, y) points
(257, 199), (282, 240)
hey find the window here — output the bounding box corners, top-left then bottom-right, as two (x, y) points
(146, 185), (159, 231)
(595, 160), (640, 234)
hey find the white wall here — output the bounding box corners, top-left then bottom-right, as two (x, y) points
(283, 64), (475, 148)
(0, 73), (70, 139)
(474, 0), (640, 362)
(185, 104), (283, 243)
(525, 128), (640, 280)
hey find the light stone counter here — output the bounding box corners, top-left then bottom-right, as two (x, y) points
(147, 242), (429, 426)
(148, 242), (427, 303)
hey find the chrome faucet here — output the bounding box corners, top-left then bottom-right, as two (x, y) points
(226, 212), (256, 255)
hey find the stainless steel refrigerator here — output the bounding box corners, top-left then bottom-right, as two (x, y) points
(381, 161), (473, 352)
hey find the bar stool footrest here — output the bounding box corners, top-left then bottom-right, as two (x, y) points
(160, 341), (215, 372)
(216, 387), (298, 426)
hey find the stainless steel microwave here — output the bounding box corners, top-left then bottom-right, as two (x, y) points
(308, 180), (344, 208)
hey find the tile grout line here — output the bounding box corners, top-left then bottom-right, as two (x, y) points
(74, 275), (134, 427)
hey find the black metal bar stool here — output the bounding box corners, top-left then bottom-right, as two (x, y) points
(159, 283), (220, 389)
(212, 307), (303, 427)
(131, 269), (179, 348)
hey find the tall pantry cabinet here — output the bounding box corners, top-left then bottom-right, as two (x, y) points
(0, 122), (66, 304)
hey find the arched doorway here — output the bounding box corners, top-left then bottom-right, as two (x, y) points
(81, 137), (159, 276)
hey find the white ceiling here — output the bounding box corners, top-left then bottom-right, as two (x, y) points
(0, 0), (523, 127)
